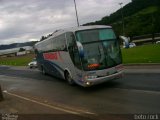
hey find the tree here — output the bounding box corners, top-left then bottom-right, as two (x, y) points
(19, 48), (26, 52)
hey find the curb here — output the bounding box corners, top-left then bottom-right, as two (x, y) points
(123, 63), (160, 69)
(0, 84), (3, 101)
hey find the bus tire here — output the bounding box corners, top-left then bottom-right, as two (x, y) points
(41, 66), (46, 75)
(65, 71), (74, 85)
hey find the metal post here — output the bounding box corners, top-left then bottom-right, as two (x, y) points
(119, 3), (125, 36)
(74, 0), (80, 27)
(0, 85), (3, 101)
(151, 14), (155, 43)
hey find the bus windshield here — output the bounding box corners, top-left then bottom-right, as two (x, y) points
(76, 28), (122, 71)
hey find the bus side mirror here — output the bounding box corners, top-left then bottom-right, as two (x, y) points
(76, 41), (84, 58)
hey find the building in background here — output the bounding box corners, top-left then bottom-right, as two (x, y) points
(0, 46), (33, 57)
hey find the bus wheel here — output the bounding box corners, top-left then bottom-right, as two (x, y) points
(41, 66), (46, 75)
(65, 71), (74, 85)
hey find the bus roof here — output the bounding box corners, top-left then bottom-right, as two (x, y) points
(35, 25), (112, 46)
(64, 25), (112, 32)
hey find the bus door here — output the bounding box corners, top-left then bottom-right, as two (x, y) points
(66, 32), (83, 80)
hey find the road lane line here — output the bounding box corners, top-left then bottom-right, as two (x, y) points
(114, 88), (160, 95)
(1, 75), (96, 115)
(3, 90), (95, 115)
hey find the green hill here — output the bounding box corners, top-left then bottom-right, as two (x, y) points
(84, 0), (160, 37)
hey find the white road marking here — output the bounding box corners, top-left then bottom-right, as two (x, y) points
(115, 88), (160, 95)
(1, 75), (96, 115)
(3, 90), (95, 115)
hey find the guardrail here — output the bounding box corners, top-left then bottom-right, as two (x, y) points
(131, 33), (160, 45)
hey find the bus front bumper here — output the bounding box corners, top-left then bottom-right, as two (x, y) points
(81, 71), (123, 87)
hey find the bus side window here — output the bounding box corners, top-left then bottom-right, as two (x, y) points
(59, 34), (67, 51)
(66, 32), (75, 63)
(66, 32), (75, 48)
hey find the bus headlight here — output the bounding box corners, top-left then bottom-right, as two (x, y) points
(86, 82), (90, 85)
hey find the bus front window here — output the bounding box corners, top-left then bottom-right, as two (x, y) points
(76, 28), (122, 71)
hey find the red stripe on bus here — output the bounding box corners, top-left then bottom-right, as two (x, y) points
(43, 52), (58, 60)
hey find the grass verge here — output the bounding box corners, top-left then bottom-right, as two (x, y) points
(0, 53), (35, 66)
(122, 44), (160, 64)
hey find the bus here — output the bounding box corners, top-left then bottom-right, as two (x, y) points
(34, 25), (123, 87)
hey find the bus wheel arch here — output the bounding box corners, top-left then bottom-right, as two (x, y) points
(64, 69), (75, 85)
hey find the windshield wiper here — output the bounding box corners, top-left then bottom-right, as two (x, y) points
(82, 39), (116, 45)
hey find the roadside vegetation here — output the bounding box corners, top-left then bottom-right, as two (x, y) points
(0, 44), (160, 66)
(122, 44), (160, 64)
(0, 53), (35, 66)
(84, 0), (160, 37)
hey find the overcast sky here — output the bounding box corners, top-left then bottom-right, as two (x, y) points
(0, 0), (131, 45)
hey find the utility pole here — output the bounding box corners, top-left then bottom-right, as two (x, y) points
(74, 0), (80, 27)
(119, 2), (125, 36)
(151, 14), (155, 43)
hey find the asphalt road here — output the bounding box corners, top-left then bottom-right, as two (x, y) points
(0, 65), (160, 119)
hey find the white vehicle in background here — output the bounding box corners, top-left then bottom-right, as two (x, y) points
(123, 42), (136, 48)
(129, 42), (136, 48)
(156, 41), (160, 44)
(28, 58), (37, 68)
